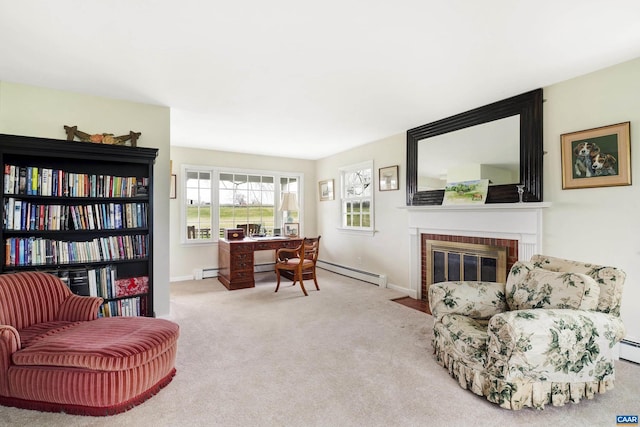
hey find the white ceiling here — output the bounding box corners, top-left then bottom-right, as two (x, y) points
(1, 1), (640, 160)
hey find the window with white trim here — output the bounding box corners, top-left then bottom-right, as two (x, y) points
(185, 169), (212, 240)
(182, 166), (302, 243)
(340, 160), (374, 231)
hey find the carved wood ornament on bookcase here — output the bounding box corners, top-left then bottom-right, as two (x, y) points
(64, 125), (141, 147)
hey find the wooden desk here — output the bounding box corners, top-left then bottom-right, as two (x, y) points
(218, 237), (302, 290)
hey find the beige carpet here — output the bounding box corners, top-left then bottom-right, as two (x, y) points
(1, 269), (639, 426)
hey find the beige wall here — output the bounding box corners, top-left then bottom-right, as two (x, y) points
(169, 146), (317, 280)
(542, 57), (640, 342)
(316, 133), (410, 292)
(0, 81), (172, 317)
(317, 56), (640, 343)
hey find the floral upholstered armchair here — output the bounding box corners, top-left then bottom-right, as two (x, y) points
(428, 254), (626, 410)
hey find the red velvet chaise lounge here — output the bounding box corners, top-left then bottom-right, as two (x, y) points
(0, 271), (179, 415)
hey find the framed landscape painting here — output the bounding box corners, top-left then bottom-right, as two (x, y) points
(442, 179), (489, 205)
(319, 179), (334, 201)
(561, 122), (631, 189)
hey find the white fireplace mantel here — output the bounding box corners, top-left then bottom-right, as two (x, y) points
(401, 202), (551, 299)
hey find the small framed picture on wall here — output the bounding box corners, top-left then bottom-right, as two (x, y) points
(379, 165), (399, 191)
(318, 179), (334, 201)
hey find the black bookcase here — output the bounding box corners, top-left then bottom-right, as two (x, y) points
(1, 133), (158, 317)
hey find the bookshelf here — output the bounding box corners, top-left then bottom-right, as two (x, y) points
(1, 133), (158, 317)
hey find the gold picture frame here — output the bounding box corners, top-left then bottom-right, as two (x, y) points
(318, 179), (334, 201)
(561, 122), (631, 189)
(379, 165), (399, 191)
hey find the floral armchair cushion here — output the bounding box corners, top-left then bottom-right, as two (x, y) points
(506, 261), (600, 311)
(429, 280), (507, 322)
(530, 254), (625, 316)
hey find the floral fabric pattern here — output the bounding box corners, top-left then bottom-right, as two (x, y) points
(429, 254), (626, 410)
(530, 255), (625, 316)
(506, 267), (600, 311)
(429, 281), (506, 322)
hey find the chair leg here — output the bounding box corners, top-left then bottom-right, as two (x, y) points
(275, 269), (281, 293)
(312, 271), (319, 291)
(299, 279), (308, 296)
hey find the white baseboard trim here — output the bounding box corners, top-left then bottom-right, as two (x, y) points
(317, 260), (388, 287)
(387, 283), (416, 299)
(170, 275), (196, 282)
(179, 262), (395, 290)
(620, 339), (640, 364)
(185, 263), (277, 281)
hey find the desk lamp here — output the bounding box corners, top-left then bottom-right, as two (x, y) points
(279, 193), (299, 224)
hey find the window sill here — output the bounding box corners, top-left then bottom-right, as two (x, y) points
(182, 239), (218, 246)
(336, 227), (376, 237)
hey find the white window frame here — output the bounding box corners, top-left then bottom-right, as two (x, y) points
(339, 160), (374, 235)
(180, 164), (303, 244)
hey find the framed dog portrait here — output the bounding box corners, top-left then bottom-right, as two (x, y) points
(561, 122), (631, 189)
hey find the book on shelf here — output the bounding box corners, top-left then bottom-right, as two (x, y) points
(2, 201), (147, 232)
(99, 296), (145, 317)
(4, 164), (148, 199)
(4, 234), (148, 266)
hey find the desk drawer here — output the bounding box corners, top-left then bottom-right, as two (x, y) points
(231, 253), (252, 270)
(230, 269), (254, 281)
(255, 240), (302, 251)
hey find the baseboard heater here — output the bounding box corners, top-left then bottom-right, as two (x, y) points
(193, 267), (218, 280)
(192, 261), (388, 287)
(316, 260), (387, 287)
(620, 339), (640, 364)
(193, 263), (275, 280)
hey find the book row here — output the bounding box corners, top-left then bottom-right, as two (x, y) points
(3, 164), (149, 198)
(100, 297), (147, 317)
(5, 234), (148, 266)
(4, 199), (148, 231)
(49, 265), (149, 300)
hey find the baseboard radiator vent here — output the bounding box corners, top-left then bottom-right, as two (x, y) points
(316, 260), (387, 287)
(620, 339), (640, 364)
(192, 262), (388, 286)
(193, 267), (219, 280)
(193, 263), (277, 280)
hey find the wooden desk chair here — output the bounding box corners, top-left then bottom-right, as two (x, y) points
(236, 223), (261, 236)
(275, 236), (321, 296)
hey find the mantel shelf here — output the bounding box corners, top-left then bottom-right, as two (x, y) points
(399, 202), (551, 212)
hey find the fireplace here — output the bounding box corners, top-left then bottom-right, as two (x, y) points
(405, 203), (550, 303)
(422, 234), (515, 306)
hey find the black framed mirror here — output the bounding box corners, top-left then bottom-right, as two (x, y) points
(406, 88), (543, 205)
